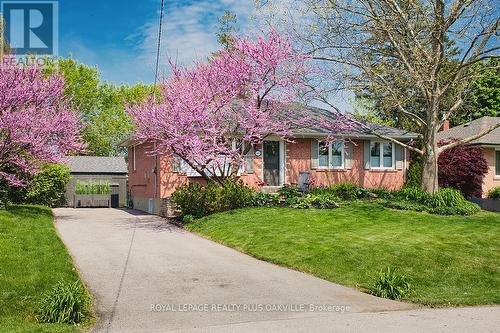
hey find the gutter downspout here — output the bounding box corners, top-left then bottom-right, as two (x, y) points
(403, 148), (407, 182)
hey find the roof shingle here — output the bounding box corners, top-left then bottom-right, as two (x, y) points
(438, 117), (500, 145)
(64, 156), (127, 174)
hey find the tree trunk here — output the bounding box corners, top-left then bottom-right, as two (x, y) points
(421, 129), (440, 194)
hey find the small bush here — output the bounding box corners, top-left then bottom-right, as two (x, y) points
(252, 192), (280, 207)
(487, 187), (500, 199)
(310, 182), (364, 200)
(37, 280), (91, 324)
(370, 188), (394, 199)
(172, 180), (255, 218)
(438, 142), (489, 198)
(371, 267), (411, 300)
(278, 184), (301, 199)
(406, 158), (423, 188)
(5, 164), (71, 207)
(393, 187), (480, 215)
(171, 183), (206, 218)
(288, 194), (339, 209)
(182, 214), (194, 223)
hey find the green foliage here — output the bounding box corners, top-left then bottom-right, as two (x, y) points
(487, 187), (500, 199)
(310, 182), (366, 200)
(182, 215), (194, 223)
(188, 203), (500, 306)
(288, 193), (339, 209)
(172, 180), (255, 218)
(371, 267), (412, 300)
(25, 164), (71, 207)
(278, 184), (301, 199)
(452, 59), (500, 124)
(406, 158), (423, 188)
(75, 180), (111, 195)
(4, 164), (71, 207)
(216, 9), (238, 49)
(37, 280), (91, 324)
(393, 187), (480, 215)
(45, 57), (155, 156)
(370, 188), (394, 199)
(252, 191), (280, 207)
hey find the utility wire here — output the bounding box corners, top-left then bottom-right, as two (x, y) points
(153, 0), (165, 94)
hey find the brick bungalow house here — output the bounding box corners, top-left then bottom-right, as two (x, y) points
(438, 116), (500, 197)
(121, 108), (418, 216)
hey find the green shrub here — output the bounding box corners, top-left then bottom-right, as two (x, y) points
(393, 187), (480, 215)
(172, 180), (255, 218)
(406, 158), (423, 188)
(37, 280), (91, 324)
(5, 164), (71, 207)
(182, 214), (195, 223)
(309, 193), (339, 209)
(278, 184), (301, 199)
(252, 192), (280, 207)
(288, 194), (339, 209)
(370, 188), (394, 199)
(310, 182), (364, 200)
(371, 267), (411, 300)
(487, 187), (500, 199)
(75, 180), (111, 195)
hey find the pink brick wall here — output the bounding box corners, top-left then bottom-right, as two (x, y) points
(284, 139), (406, 190)
(129, 138), (409, 202)
(128, 143), (157, 198)
(482, 147), (500, 197)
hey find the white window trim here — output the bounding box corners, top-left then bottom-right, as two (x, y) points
(318, 141), (345, 170)
(370, 141), (395, 170)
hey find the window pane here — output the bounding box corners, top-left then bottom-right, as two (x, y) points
(370, 142), (380, 168)
(331, 142), (343, 167)
(383, 143), (393, 168)
(319, 141), (329, 167)
(496, 151), (500, 176)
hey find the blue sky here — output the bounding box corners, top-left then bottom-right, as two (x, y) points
(58, 0), (253, 85)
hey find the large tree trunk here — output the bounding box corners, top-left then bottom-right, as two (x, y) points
(421, 126), (440, 194)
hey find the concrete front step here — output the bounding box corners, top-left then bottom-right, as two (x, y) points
(261, 186), (282, 194)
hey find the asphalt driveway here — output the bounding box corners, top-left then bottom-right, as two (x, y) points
(53, 208), (499, 333)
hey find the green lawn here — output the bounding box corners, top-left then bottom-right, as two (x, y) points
(186, 202), (500, 306)
(0, 206), (92, 333)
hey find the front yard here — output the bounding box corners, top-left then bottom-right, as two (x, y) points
(186, 202), (500, 306)
(0, 206), (92, 333)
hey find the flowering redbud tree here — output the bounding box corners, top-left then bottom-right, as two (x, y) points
(0, 58), (84, 189)
(129, 31), (350, 184)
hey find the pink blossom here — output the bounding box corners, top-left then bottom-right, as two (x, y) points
(129, 31), (352, 183)
(0, 57), (84, 186)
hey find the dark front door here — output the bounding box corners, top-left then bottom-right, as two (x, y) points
(263, 141), (280, 186)
(111, 185), (119, 208)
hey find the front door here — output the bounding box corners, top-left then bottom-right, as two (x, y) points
(111, 185), (119, 208)
(263, 141), (281, 186)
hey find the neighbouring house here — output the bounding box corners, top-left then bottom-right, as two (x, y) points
(64, 156), (128, 208)
(121, 107), (418, 216)
(438, 116), (500, 197)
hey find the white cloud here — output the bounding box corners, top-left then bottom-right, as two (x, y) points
(127, 0), (254, 81)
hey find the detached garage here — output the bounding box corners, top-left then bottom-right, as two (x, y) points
(64, 156), (128, 208)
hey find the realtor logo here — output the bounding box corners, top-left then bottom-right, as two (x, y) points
(1, 0), (58, 56)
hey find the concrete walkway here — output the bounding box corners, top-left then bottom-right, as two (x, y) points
(53, 208), (499, 333)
